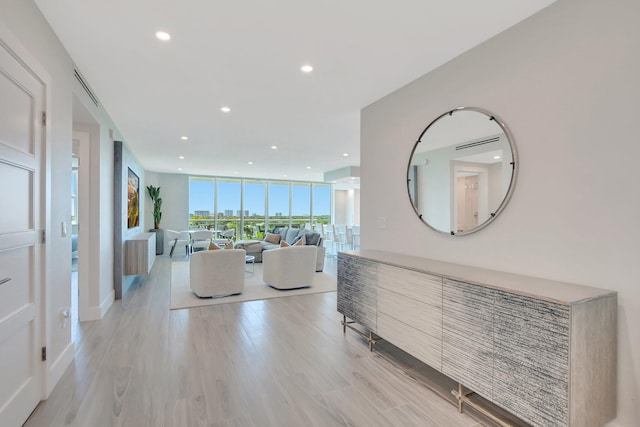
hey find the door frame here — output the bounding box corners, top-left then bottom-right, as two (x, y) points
(73, 131), (90, 321)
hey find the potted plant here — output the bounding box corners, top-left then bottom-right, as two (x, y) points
(146, 185), (164, 255)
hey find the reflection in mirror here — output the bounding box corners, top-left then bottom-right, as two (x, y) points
(407, 107), (517, 235)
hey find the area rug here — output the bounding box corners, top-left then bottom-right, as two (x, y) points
(170, 261), (337, 310)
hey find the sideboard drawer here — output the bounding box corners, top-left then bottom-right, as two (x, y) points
(378, 312), (441, 369)
(377, 264), (442, 304)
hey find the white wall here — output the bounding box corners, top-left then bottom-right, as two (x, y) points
(333, 190), (348, 225)
(354, 189), (360, 225)
(333, 187), (360, 226)
(145, 172), (190, 250)
(361, 0), (639, 425)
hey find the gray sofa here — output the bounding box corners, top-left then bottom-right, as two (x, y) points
(234, 227), (325, 272)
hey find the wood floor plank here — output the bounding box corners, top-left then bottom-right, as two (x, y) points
(24, 256), (487, 427)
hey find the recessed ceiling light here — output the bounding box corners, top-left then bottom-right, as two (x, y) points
(234, 171), (238, 175)
(270, 145), (278, 150)
(306, 166), (311, 170)
(282, 174), (288, 177)
(180, 136), (188, 141)
(301, 64), (313, 73)
(494, 155), (501, 159)
(248, 161), (253, 165)
(178, 168), (182, 171)
(155, 31), (171, 41)
(342, 153), (349, 158)
(178, 156), (184, 159)
(221, 106), (231, 113)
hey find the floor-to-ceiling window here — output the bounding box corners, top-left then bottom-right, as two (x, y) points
(217, 178), (242, 236)
(291, 182), (311, 228)
(312, 183), (331, 226)
(268, 181), (290, 230)
(189, 178), (216, 229)
(189, 177), (332, 237)
(243, 179), (266, 239)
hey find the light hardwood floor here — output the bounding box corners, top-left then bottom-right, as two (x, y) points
(25, 256), (486, 427)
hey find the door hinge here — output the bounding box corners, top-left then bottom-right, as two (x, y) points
(41, 230), (46, 243)
(41, 347), (46, 361)
(42, 111), (47, 126)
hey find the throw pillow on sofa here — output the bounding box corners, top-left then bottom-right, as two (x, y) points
(280, 234), (305, 247)
(290, 233), (307, 246)
(264, 232), (281, 244)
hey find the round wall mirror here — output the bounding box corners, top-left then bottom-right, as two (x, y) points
(407, 107), (518, 235)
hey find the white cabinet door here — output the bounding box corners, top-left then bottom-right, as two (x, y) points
(0, 40), (44, 427)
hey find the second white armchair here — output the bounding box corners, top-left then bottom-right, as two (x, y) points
(262, 245), (317, 290)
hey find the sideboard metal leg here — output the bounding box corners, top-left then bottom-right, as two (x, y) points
(340, 316), (378, 350)
(451, 382), (514, 426)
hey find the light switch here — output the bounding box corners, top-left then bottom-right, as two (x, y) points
(61, 221), (67, 237)
(377, 216), (386, 229)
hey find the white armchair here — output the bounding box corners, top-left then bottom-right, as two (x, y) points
(262, 245), (317, 290)
(189, 248), (246, 298)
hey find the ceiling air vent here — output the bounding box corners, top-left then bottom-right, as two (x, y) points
(455, 136), (500, 151)
(74, 69), (99, 107)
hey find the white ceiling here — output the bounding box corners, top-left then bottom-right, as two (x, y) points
(35, 0), (555, 182)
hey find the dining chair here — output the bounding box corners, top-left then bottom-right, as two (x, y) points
(351, 225), (360, 250)
(322, 224), (336, 257)
(166, 230), (190, 258)
(334, 224), (349, 251)
(190, 229), (214, 253)
(214, 228), (236, 246)
(345, 226), (354, 250)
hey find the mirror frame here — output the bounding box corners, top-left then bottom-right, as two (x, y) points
(407, 106), (518, 236)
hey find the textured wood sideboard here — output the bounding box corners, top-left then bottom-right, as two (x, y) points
(124, 232), (156, 275)
(337, 250), (616, 427)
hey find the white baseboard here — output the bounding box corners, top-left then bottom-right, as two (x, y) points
(100, 289), (115, 317)
(84, 289), (115, 321)
(45, 341), (74, 397)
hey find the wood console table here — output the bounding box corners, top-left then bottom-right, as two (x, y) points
(124, 232), (156, 275)
(337, 250), (616, 427)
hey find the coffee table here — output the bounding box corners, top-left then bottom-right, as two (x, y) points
(245, 255), (255, 275)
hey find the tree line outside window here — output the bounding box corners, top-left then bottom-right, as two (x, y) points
(189, 177), (332, 240)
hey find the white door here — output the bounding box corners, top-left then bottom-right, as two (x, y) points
(0, 40), (44, 426)
(451, 163), (488, 232)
